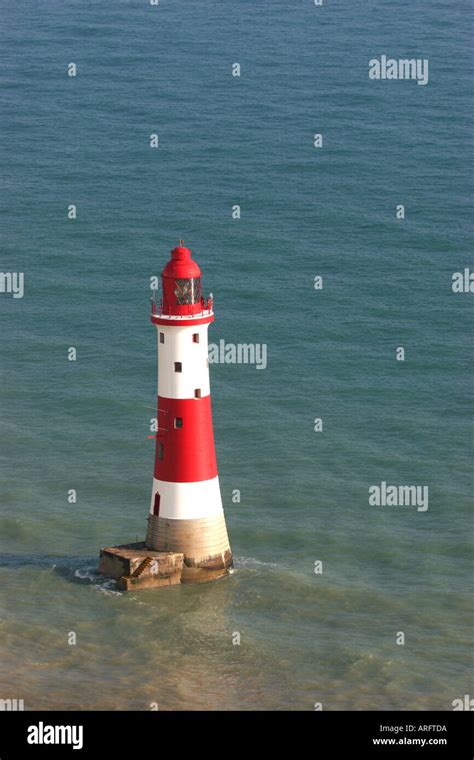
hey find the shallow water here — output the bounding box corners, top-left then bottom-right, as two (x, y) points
(0, 0), (472, 709)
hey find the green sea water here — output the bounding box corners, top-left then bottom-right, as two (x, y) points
(0, 0), (472, 709)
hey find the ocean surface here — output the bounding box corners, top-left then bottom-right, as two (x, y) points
(0, 0), (472, 710)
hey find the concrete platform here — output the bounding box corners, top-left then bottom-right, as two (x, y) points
(99, 540), (232, 591)
(99, 542), (184, 591)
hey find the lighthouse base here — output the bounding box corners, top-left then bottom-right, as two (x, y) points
(99, 542), (184, 591)
(98, 541), (232, 591)
(146, 513), (233, 581)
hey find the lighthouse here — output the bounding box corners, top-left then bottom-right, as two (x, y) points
(99, 243), (232, 590)
(146, 243), (232, 583)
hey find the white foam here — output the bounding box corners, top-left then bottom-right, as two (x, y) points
(75, 566), (123, 596)
(94, 578), (122, 597)
(74, 566), (99, 582)
(234, 556), (279, 570)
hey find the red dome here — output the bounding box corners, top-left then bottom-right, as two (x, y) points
(162, 245), (201, 280)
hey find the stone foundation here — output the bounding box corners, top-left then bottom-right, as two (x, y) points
(146, 513), (232, 579)
(99, 538), (232, 591)
(99, 542), (184, 591)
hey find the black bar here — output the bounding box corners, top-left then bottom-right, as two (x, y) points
(0, 710), (472, 758)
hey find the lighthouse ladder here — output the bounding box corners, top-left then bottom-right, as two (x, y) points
(130, 556), (154, 578)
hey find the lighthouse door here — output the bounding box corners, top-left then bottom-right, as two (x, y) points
(153, 492), (161, 517)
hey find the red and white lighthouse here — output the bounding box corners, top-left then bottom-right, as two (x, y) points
(145, 243), (233, 583)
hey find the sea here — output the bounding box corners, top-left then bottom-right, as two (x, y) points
(0, 0), (472, 710)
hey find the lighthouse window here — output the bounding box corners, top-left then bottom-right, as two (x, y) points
(159, 332), (165, 344)
(157, 443), (164, 460)
(192, 333), (200, 343)
(174, 362), (182, 373)
(174, 278), (202, 305)
(194, 388), (201, 398)
(174, 417), (183, 429)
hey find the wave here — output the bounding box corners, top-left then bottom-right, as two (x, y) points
(233, 555), (279, 570)
(74, 565), (123, 596)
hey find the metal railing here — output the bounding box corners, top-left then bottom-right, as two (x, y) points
(150, 295), (213, 316)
